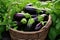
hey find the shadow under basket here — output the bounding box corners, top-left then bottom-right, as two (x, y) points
(9, 15), (52, 40)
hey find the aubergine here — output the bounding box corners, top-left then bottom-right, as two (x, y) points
(33, 17), (38, 21)
(24, 18), (39, 31)
(41, 14), (48, 21)
(24, 18), (35, 31)
(17, 21), (27, 31)
(23, 6), (37, 15)
(13, 13), (25, 21)
(16, 21), (21, 30)
(17, 18), (27, 30)
(31, 18), (39, 31)
(34, 23), (43, 31)
(31, 15), (37, 18)
(17, 24), (27, 31)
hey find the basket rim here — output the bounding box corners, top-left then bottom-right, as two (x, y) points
(10, 15), (52, 34)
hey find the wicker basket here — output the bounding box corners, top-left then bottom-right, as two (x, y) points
(9, 15), (52, 40)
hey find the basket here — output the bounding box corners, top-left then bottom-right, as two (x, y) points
(9, 15), (52, 40)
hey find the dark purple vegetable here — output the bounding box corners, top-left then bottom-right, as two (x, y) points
(16, 21), (21, 30)
(31, 15), (37, 18)
(24, 18), (39, 31)
(33, 17), (38, 21)
(13, 13), (25, 21)
(24, 18), (35, 31)
(31, 17), (39, 31)
(34, 23), (43, 31)
(23, 6), (37, 15)
(41, 14), (48, 21)
(17, 21), (27, 31)
(24, 26), (31, 31)
(24, 21), (39, 31)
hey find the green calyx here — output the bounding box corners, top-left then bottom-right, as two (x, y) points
(37, 15), (44, 22)
(24, 13), (31, 18)
(27, 18), (35, 25)
(21, 18), (27, 24)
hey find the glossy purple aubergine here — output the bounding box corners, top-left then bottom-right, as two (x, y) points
(13, 13), (25, 21)
(34, 23), (43, 31)
(23, 6), (37, 15)
(41, 14), (48, 21)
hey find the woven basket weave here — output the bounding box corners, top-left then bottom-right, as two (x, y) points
(9, 15), (52, 40)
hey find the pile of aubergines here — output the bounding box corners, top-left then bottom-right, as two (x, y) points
(12, 4), (49, 31)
